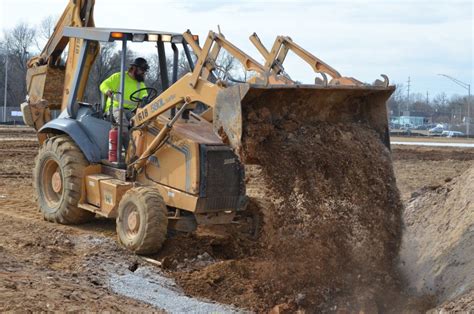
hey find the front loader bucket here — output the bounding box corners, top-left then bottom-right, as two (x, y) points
(213, 83), (395, 163)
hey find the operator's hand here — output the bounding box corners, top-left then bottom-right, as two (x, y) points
(106, 90), (113, 98)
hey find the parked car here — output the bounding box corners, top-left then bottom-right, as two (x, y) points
(429, 126), (444, 134)
(447, 131), (464, 138)
(441, 130), (464, 137)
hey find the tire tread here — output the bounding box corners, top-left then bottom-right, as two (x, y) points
(34, 135), (94, 224)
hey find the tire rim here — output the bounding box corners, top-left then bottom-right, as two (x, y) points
(41, 159), (63, 209)
(122, 203), (141, 238)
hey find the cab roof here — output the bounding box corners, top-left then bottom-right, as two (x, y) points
(63, 27), (184, 43)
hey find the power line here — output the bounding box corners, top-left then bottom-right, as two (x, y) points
(3, 50), (8, 123)
(438, 74), (471, 137)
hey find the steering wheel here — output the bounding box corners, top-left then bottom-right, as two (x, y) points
(130, 87), (158, 104)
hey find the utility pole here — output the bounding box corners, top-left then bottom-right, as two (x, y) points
(426, 91), (429, 104)
(406, 76), (411, 112)
(3, 49), (8, 123)
(438, 74), (471, 137)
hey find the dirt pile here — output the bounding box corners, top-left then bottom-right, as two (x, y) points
(176, 107), (404, 312)
(399, 165), (474, 305)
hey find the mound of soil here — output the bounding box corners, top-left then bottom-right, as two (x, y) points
(175, 106), (404, 312)
(399, 165), (474, 304)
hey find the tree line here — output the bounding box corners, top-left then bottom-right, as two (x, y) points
(387, 83), (472, 125)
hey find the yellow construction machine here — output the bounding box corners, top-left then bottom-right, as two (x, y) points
(22, 0), (394, 254)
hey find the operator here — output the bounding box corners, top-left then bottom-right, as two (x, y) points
(100, 57), (149, 146)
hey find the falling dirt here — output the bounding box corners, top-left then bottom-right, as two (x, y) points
(175, 107), (405, 312)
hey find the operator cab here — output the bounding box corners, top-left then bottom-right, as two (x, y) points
(63, 27), (196, 115)
(60, 27), (197, 166)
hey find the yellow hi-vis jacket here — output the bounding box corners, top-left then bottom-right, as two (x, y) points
(100, 72), (148, 112)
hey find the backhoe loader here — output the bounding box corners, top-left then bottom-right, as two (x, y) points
(22, 0), (395, 254)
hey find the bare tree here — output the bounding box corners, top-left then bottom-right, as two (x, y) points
(213, 50), (239, 80)
(4, 23), (36, 71)
(2, 23), (36, 107)
(84, 43), (122, 104)
(177, 50), (193, 78)
(35, 15), (58, 51)
(145, 52), (161, 90)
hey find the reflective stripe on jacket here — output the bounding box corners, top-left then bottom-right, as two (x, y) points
(99, 72), (148, 112)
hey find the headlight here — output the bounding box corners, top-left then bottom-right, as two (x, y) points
(132, 34), (146, 42)
(148, 34), (159, 41)
(161, 34), (172, 42)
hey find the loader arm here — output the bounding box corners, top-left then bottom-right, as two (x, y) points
(132, 73), (224, 127)
(181, 30), (291, 123)
(249, 33), (362, 86)
(185, 31), (268, 89)
(183, 30), (294, 85)
(23, 0), (99, 140)
(183, 30), (219, 82)
(135, 30), (276, 128)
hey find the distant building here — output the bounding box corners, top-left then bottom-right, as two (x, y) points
(390, 115), (429, 127)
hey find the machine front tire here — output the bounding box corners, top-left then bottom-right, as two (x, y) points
(116, 187), (168, 254)
(34, 135), (95, 224)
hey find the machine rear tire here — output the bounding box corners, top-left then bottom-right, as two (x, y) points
(116, 187), (168, 254)
(34, 135), (95, 224)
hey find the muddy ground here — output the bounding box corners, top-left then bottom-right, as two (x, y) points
(0, 126), (473, 312)
(0, 129), (156, 311)
(0, 127), (239, 312)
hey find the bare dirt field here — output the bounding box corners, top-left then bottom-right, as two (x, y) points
(0, 127), (157, 311)
(0, 126), (238, 312)
(0, 126), (472, 312)
(392, 145), (474, 201)
(391, 136), (474, 144)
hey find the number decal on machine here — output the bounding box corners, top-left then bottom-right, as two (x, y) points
(137, 94), (178, 124)
(136, 109), (149, 122)
(104, 193), (113, 205)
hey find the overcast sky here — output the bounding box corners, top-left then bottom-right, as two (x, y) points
(0, 0), (472, 98)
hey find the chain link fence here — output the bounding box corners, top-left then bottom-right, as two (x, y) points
(1, 106), (25, 124)
(0, 106), (61, 125)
